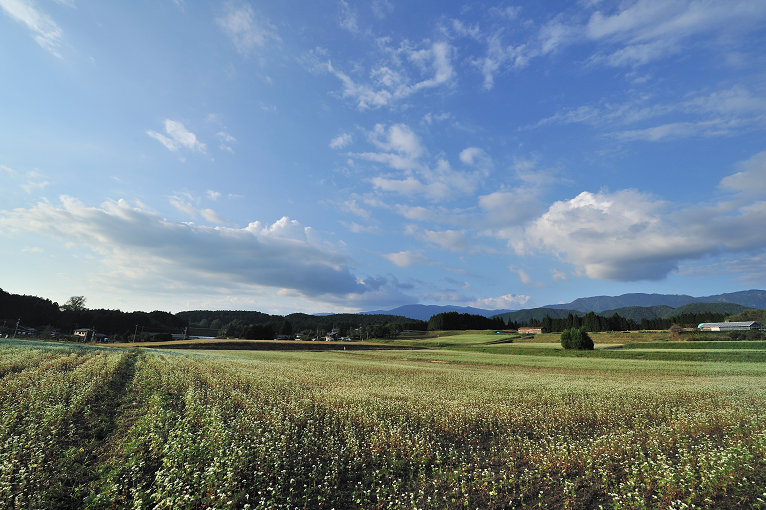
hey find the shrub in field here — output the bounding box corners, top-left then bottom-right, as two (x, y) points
(560, 328), (594, 350)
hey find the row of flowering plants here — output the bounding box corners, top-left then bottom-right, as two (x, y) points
(1, 342), (765, 508)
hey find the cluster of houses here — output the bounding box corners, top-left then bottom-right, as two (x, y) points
(293, 328), (351, 342)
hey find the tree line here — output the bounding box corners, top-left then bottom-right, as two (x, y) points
(0, 289), (186, 340)
(516, 310), (732, 333)
(427, 312), (505, 331)
(0, 289), (427, 341)
(425, 309), (739, 333)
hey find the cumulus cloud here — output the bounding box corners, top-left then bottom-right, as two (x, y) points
(146, 119), (206, 153)
(353, 124), (487, 201)
(478, 190), (542, 228)
(515, 190), (691, 280)
(369, 123), (423, 158)
(329, 132), (353, 149)
(217, 1), (279, 55)
(0, 196), (380, 299)
(0, 0), (64, 57)
(515, 165), (766, 281)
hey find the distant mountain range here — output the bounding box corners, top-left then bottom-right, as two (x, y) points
(363, 290), (766, 321)
(544, 289), (766, 313)
(361, 304), (515, 322)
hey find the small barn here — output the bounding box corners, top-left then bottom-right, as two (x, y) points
(518, 327), (548, 334)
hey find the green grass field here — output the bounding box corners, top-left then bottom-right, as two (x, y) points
(2, 334), (765, 508)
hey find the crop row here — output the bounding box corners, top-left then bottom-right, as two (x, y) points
(1, 343), (765, 508)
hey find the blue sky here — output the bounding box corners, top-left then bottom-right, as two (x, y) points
(1, 0), (765, 314)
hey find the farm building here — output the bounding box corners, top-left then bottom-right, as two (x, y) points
(73, 328), (107, 341)
(518, 327), (547, 334)
(697, 321), (761, 332)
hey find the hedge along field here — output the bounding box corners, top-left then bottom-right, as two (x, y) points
(1, 340), (766, 509)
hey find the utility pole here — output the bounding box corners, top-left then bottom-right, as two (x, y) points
(13, 318), (20, 339)
(133, 324), (139, 343)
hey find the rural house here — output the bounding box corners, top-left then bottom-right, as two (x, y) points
(518, 327), (547, 334)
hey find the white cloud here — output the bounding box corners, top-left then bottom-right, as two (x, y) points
(0, 0), (64, 58)
(719, 151), (766, 197)
(338, 0), (359, 33)
(515, 190), (687, 280)
(371, 0), (393, 19)
(395, 205), (437, 222)
(383, 251), (429, 267)
(353, 124), (487, 202)
(200, 208), (227, 225)
(329, 132), (353, 149)
(169, 194), (198, 217)
(217, 131), (237, 153)
(340, 198), (371, 219)
(170, 192), (226, 225)
(217, 1), (279, 56)
(536, 85), (766, 142)
(370, 123), (423, 158)
(147, 119), (206, 153)
(515, 162), (766, 281)
(370, 159), (482, 201)
(206, 190), (222, 201)
(18, 170), (50, 193)
(354, 123), (423, 171)
(470, 294), (530, 310)
(421, 228), (472, 253)
(538, 18), (580, 55)
(0, 196), (380, 299)
(615, 120), (733, 142)
(478, 190), (542, 227)
(459, 146), (493, 174)
(328, 40), (454, 110)
(585, 0), (766, 67)
(515, 268), (533, 285)
(342, 221), (380, 234)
